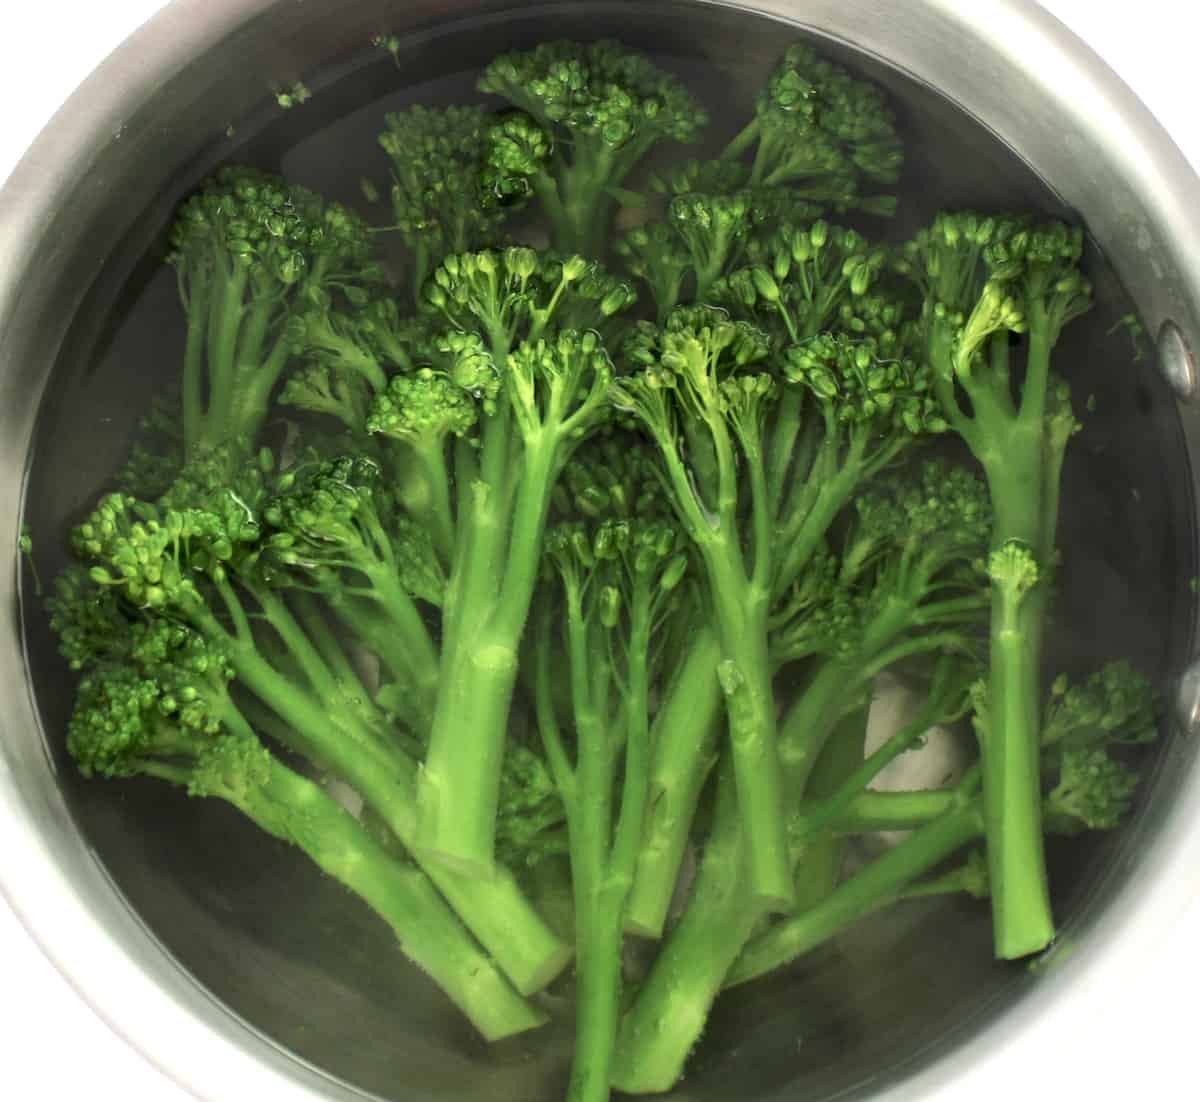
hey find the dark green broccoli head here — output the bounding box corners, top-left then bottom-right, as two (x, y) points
(169, 166), (376, 289)
(264, 455), (443, 603)
(1042, 662), (1158, 752)
(553, 434), (670, 522)
(366, 367), (484, 446)
(496, 743), (569, 869)
(652, 158), (751, 197)
(898, 212), (1090, 349)
(479, 40), (707, 151)
(423, 247), (636, 338)
(769, 551), (864, 663)
(841, 461), (989, 573)
(715, 221), (888, 340)
(740, 44), (902, 205)
(67, 620), (236, 780)
(782, 334), (947, 435)
(482, 112), (555, 202)
(47, 566), (130, 672)
(73, 492), (251, 612)
(116, 388), (185, 499)
(761, 45), (902, 181)
(379, 104), (517, 256)
(624, 305), (772, 381)
(1044, 748), (1140, 833)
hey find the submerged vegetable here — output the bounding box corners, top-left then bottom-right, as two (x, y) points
(39, 33), (1159, 1102)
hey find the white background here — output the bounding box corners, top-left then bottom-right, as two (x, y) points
(0, 2), (1195, 1099)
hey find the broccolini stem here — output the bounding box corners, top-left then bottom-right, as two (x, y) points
(288, 592), (390, 745)
(562, 577), (623, 1102)
(608, 582), (656, 891)
(204, 263), (250, 448)
(256, 589), (349, 707)
(199, 609), (571, 993)
(794, 667), (962, 840)
(219, 753), (548, 1040)
(230, 333), (291, 442)
(416, 637), (519, 873)
(722, 117), (760, 162)
(408, 439), (456, 567)
(1019, 302), (1053, 428)
(321, 595), (425, 727)
(789, 707), (871, 913)
(625, 624), (723, 938)
(612, 762), (760, 1095)
(418, 438), (559, 873)
(361, 563), (440, 714)
(557, 140), (622, 256)
(831, 788), (959, 834)
(707, 566), (794, 911)
(235, 294), (275, 389)
(494, 439), (562, 641)
(774, 437), (868, 594)
(984, 515), (1055, 959)
(777, 658), (861, 796)
(566, 889), (626, 1102)
(725, 805), (985, 988)
(766, 389), (808, 511)
(181, 265), (211, 457)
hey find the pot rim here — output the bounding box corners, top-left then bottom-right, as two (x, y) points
(2, 2), (1199, 1100)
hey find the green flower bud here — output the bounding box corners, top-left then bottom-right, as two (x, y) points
(751, 268), (781, 303)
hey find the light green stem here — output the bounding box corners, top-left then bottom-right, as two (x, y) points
(625, 625), (723, 938)
(612, 763), (759, 1095)
(726, 805), (985, 987)
(221, 752), (547, 1040)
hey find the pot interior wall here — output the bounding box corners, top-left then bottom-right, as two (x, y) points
(19, 3), (1192, 1100)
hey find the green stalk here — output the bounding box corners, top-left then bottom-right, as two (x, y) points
(361, 563), (440, 717)
(407, 439), (456, 567)
(777, 659), (861, 794)
(609, 583), (655, 884)
(625, 625), (723, 938)
(707, 563), (793, 912)
(831, 789), (959, 834)
(252, 645), (572, 994)
(562, 580), (621, 1102)
(722, 118), (760, 162)
(229, 335), (291, 444)
(969, 317), (1055, 957)
(321, 595), (425, 728)
(726, 805), (985, 987)
(983, 499), (1054, 959)
(612, 763), (760, 1095)
(561, 581), (659, 1101)
(615, 661), (874, 1086)
(203, 264), (250, 449)
(567, 889), (627, 1102)
(791, 707), (870, 913)
(180, 266), (211, 458)
(288, 592), (390, 744)
(196, 605), (571, 994)
(558, 140), (620, 257)
(418, 439), (558, 872)
(766, 389), (807, 510)
(219, 752), (547, 1040)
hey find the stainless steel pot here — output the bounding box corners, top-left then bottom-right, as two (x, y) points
(4, 2), (1200, 1099)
